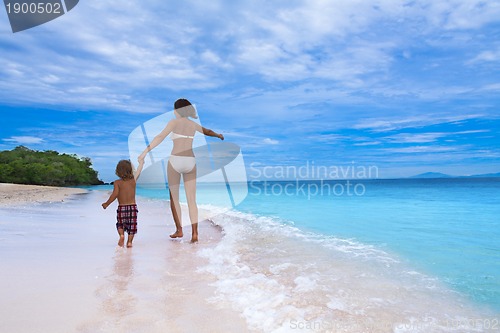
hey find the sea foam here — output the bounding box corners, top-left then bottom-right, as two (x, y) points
(197, 205), (498, 332)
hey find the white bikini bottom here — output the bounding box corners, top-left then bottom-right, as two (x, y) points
(169, 155), (196, 174)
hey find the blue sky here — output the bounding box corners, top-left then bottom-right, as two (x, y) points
(1, 0), (499, 182)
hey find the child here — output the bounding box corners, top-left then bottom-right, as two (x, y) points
(102, 159), (144, 248)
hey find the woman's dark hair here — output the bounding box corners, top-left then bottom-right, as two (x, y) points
(174, 98), (191, 110)
(174, 98), (198, 118)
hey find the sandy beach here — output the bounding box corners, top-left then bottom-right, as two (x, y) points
(1, 184), (498, 333)
(0, 185), (249, 333)
(0, 183), (88, 206)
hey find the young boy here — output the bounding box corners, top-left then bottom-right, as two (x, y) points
(102, 159), (144, 248)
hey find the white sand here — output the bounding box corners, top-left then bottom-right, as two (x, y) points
(0, 187), (250, 333)
(0, 183), (88, 205)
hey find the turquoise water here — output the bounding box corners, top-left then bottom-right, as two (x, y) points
(237, 178), (500, 312)
(94, 178), (500, 312)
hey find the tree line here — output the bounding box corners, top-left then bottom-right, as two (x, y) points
(0, 146), (103, 186)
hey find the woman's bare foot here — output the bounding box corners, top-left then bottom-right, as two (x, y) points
(190, 223), (198, 243)
(126, 242), (133, 248)
(118, 235), (125, 247)
(170, 230), (183, 238)
(190, 233), (198, 243)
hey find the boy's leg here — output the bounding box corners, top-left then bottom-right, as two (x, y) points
(117, 208), (125, 247)
(117, 228), (125, 247)
(126, 233), (134, 248)
(126, 206), (138, 248)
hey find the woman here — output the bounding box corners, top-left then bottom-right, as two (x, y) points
(138, 99), (224, 242)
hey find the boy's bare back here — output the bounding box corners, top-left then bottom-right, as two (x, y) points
(115, 178), (137, 205)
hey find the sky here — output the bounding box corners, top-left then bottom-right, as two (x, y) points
(0, 0), (499, 182)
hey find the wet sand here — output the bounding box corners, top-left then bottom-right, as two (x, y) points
(0, 186), (250, 333)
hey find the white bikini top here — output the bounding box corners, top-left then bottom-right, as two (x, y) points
(171, 132), (194, 140)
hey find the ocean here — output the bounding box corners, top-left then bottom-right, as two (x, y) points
(94, 178), (500, 331)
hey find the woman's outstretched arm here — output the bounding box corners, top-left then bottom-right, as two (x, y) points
(191, 119), (224, 140)
(138, 120), (175, 162)
(202, 127), (224, 140)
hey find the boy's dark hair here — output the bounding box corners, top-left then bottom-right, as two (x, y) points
(115, 160), (134, 180)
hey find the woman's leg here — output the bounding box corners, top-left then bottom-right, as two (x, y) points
(169, 190), (181, 237)
(167, 161), (183, 238)
(183, 165), (198, 242)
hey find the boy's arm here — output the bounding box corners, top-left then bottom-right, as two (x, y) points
(102, 182), (119, 209)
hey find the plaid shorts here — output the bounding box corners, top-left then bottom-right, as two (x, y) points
(116, 204), (138, 235)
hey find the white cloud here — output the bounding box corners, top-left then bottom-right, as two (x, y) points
(3, 136), (44, 144)
(385, 132), (447, 143)
(468, 48), (500, 64)
(438, 0), (500, 30)
(382, 145), (467, 154)
(263, 138), (279, 145)
(353, 114), (485, 132)
(481, 83), (500, 92)
(0, 1), (223, 113)
(353, 141), (381, 146)
(0, 0), (499, 115)
(307, 134), (346, 144)
(384, 130), (490, 143)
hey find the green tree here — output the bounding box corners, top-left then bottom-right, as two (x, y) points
(0, 146), (104, 186)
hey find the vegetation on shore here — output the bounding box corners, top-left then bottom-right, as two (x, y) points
(0, 146), (103, 186)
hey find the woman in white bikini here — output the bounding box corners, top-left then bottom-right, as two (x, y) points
(138, 99), (224, 242)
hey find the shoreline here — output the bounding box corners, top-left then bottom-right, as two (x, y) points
(2, 184), (498, 332)
(0, 183), (88, 206)
(0, 185), (250, 333)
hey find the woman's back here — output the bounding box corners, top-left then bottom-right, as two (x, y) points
(170, 118), (197, 157)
